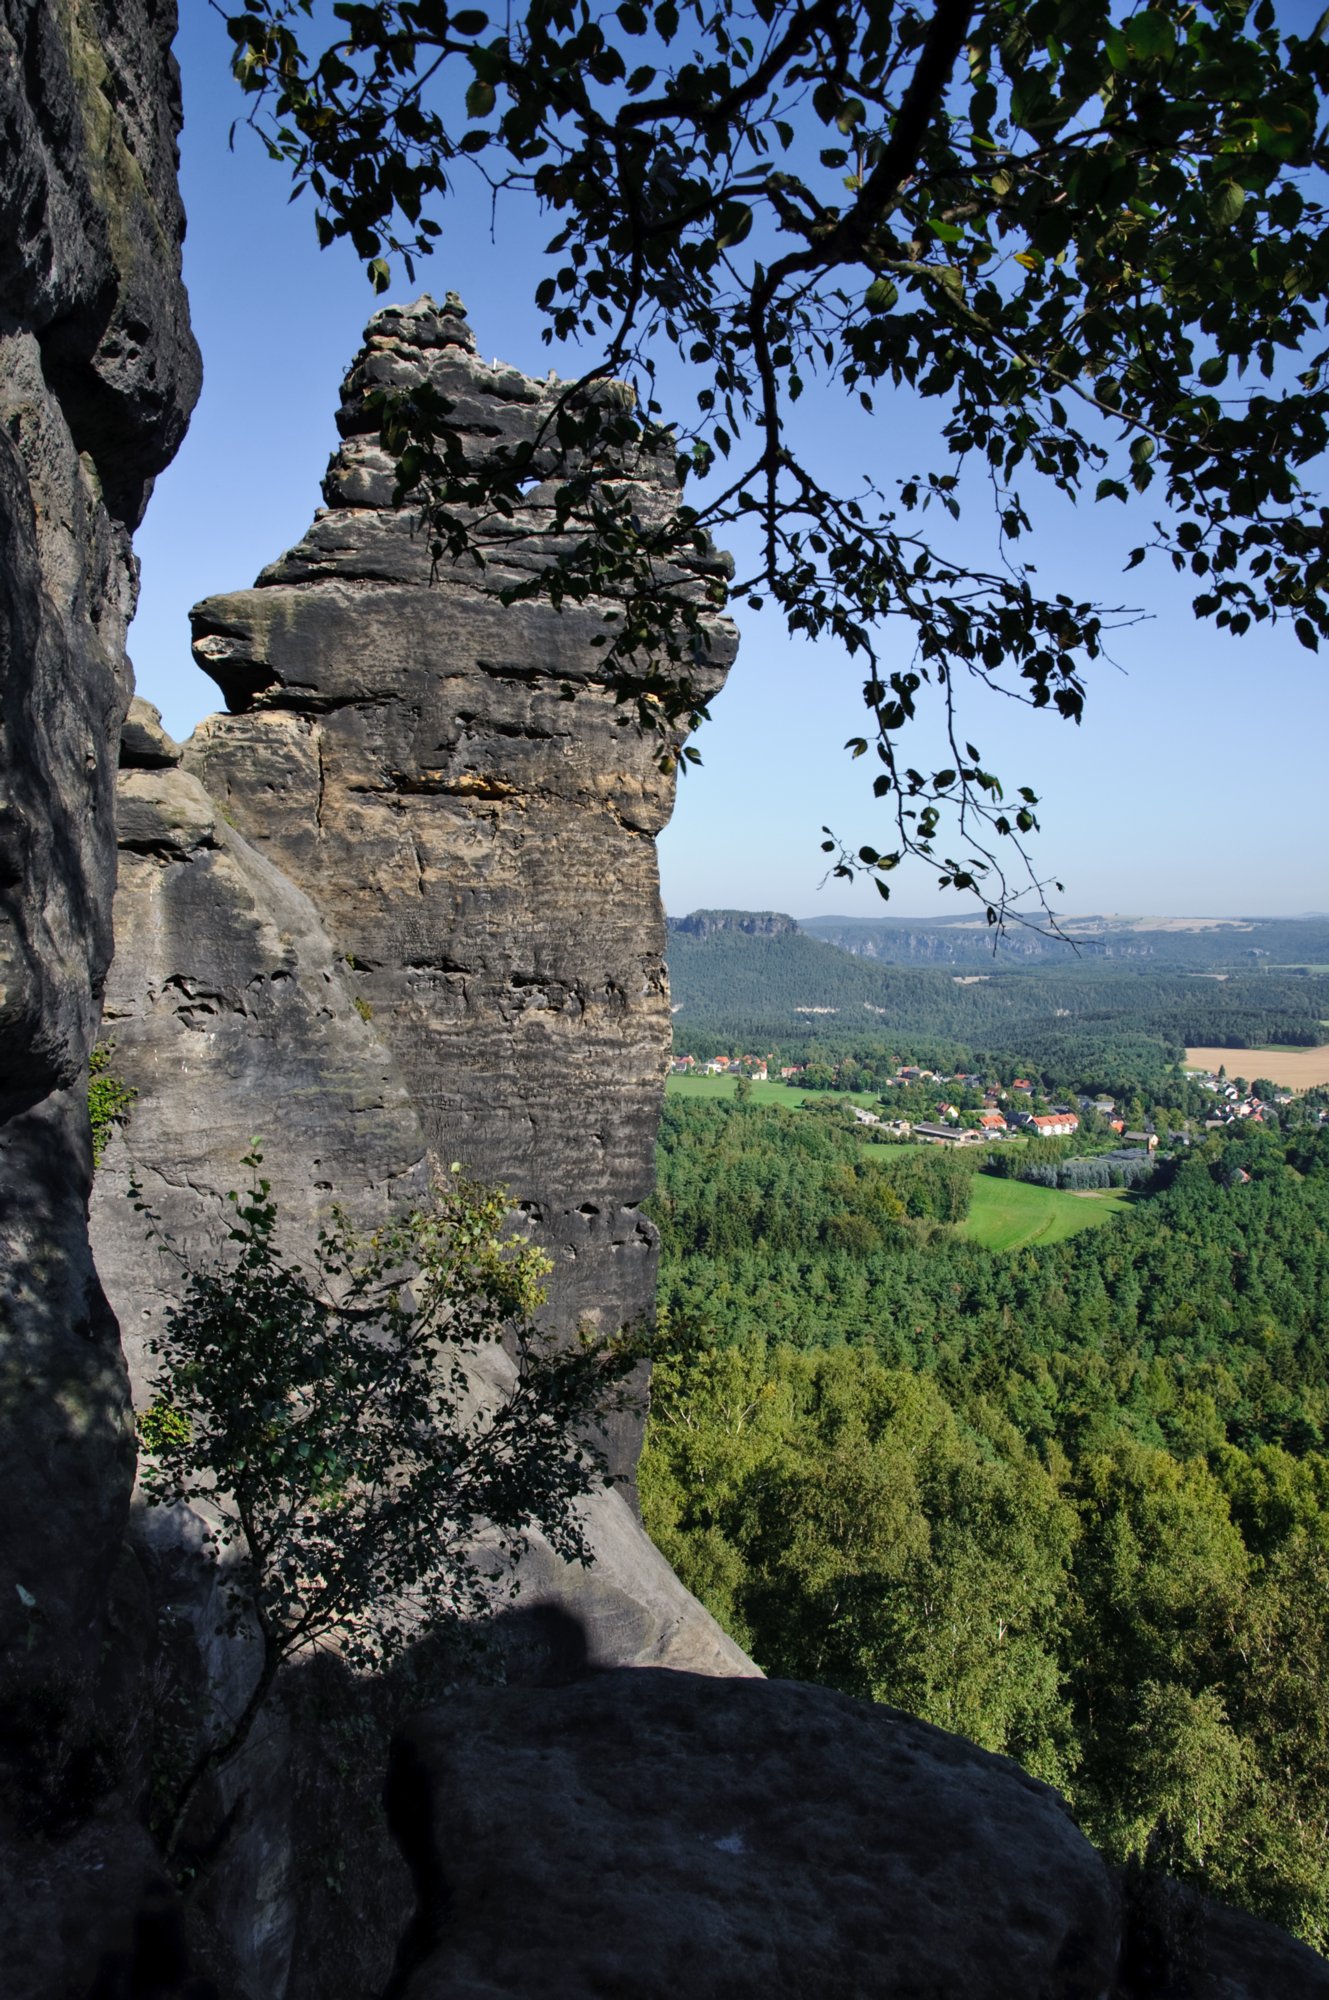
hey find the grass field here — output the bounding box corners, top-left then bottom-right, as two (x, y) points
(665, 1073), (884, 1111)
(960, 1174), (1134, 1253)
(1184, 1046), (1329, 1090)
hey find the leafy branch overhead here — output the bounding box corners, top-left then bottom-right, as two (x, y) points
(224, 0), (1329, 915)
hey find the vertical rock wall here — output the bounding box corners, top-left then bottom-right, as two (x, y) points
(0, 0), (199, 1667)
(185, 295), (735, 1468)
(0, 6), (199, 1992)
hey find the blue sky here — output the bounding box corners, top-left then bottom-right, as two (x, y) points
(129, 8), (1328, 920)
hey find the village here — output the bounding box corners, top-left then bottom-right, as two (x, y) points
(672, 1052), (1122, 1145)
(668, 1050), (1315, 1146)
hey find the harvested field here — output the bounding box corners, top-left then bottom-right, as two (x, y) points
(1185, 1046), (1329, 1090)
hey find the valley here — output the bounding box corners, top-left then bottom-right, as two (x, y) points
(643, 909), (1329, 1952)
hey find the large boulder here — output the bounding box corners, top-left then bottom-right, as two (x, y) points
(386, 1669), (1329, 2000)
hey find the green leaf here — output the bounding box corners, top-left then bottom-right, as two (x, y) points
(1295, 617), (1319, 652)
(465, 78), (496, 118)
(1125, 11), (1174, 62)
(715, 202), (753, 249)
(1208, 182), (1246, 229)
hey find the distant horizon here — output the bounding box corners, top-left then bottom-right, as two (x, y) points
(664, 905), (1329, 924)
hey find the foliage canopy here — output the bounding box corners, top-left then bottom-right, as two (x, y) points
(226, 0), (1329, 915)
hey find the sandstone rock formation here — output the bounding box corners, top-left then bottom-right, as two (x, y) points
(0, 6), (198, 1993)
(85, 320), (750, 1990)
(184, 295), (735, 1478)
(92, 699), (754, 1698)
(0, 0), (198, 1706)
(387, 1669), (1329, 2000)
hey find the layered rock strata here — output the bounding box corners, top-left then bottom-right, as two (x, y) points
(0, 0), (199, 1681)
(184, 293), (735, 1474)
(92, 701), (752, 1703)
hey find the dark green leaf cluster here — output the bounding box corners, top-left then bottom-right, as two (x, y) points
(227, 0), (1329, 917)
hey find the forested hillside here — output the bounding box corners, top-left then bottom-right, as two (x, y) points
(642, 1098), (1329, 1948)
(800, 912), (1329, 970)
(666, 921), (1329, 1067)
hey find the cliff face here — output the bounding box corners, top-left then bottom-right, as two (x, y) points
(0, 0), (199, 1671)
(92, 696), (752, 1701)
(0, 5), (199, 1990)
(668, 909), (800, 939)
(184, 295), (734, 1469)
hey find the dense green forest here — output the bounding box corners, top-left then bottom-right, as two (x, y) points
(641, 1096), (1329, 1947)
(666, 924), (1329, 1077)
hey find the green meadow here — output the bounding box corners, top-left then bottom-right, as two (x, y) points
(959, 1173), (1135, 1253)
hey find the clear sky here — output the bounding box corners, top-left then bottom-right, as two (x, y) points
(130, 8), (1329, 922)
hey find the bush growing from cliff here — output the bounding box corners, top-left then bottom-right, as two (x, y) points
(137, 1154), (628, 1848)
(88, 1042), (136, 1168)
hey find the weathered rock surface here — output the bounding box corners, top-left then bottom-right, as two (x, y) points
(0, 5), (199, 1990)
(185, 295), (735, 1477)
(90, 752), (432, 1397)
(90, 731), (751, 1691)
(0, 0), (199, 1681)
(91, 634), (751, 1996)
(387, 1669), (1329, 2000)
